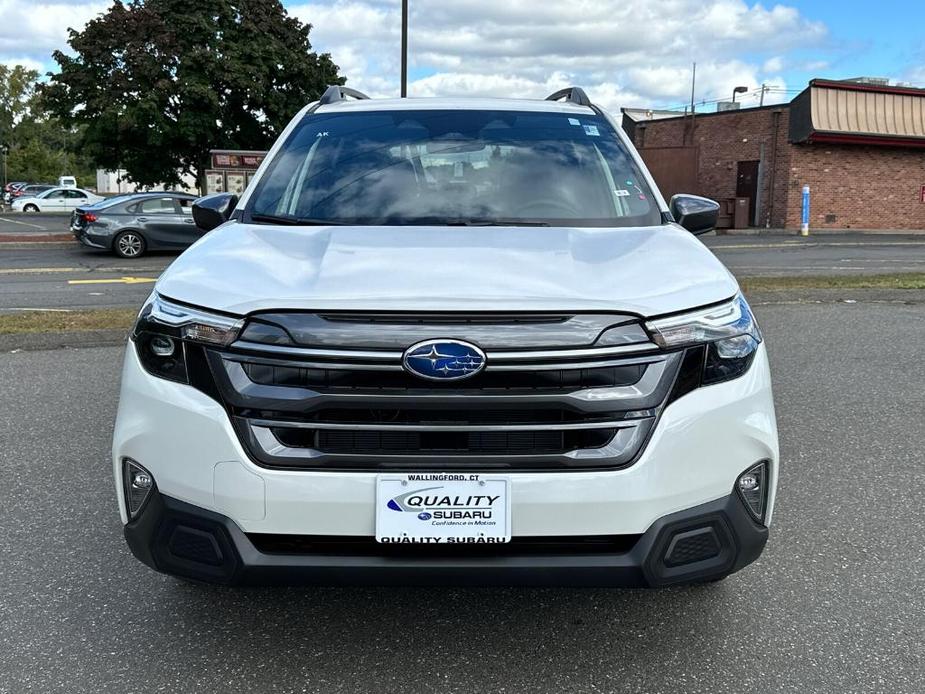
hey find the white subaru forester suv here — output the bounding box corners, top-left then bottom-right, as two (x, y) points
(113, 86), (778, 586)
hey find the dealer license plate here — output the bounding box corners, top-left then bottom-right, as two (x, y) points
(376, 473), (511, 545)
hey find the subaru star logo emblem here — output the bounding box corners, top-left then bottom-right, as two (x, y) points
(402, 339), (486, 381)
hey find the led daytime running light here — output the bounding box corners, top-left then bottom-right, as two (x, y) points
(139, 293), (244, 346)
(646, 294), (760, 349)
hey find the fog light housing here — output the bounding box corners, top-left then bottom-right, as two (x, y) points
(149, 335), (176, 357)
(123, 459), (156, 519)
(736, 462), (769, 523)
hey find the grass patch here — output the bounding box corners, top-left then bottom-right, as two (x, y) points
(739, 273), (925, 291)
(0, 308), (137, 335)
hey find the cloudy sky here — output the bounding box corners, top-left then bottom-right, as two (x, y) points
(1, 0), (922, 112)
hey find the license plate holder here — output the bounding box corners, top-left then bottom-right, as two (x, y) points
(375, 474), (511, 545)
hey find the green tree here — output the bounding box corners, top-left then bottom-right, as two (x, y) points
(0, 64), (39, 149)
(1, 65), (96, 188)
(44, 0), (344, 190)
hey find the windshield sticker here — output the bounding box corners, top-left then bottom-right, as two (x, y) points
(614, 189), (631, 197)
(568, 118), (581, 126)
(583, 124), (600, 136)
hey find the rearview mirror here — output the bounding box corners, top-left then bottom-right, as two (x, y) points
(669, 194), (720, 235)
(192, 193), (239, 232)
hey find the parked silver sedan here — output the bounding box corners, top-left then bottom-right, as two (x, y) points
(71, 192), (205, 258)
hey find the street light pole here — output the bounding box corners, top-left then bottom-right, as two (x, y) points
(400, 0), (408, 98)
(732, 85), (748, 103)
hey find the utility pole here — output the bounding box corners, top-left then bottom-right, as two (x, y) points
(400, 0), (409, 98)
(759, 83), (768, 107)
(690, 62), (696, 114)
(686, 62), (696, 145)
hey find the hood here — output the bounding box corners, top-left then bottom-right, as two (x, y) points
(156, 223), (738, 318)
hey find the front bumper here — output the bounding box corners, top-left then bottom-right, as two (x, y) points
(114, 335), (778, 585)
(125, 488), (768, 586)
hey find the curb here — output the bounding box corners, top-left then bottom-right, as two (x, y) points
(0, 234), (73, 244)
(0, 242), (73, 249)
(714, 228), (925, 236)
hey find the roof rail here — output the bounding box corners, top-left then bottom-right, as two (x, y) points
(318, 85), (371, 106)
(545, 87), (593, 107)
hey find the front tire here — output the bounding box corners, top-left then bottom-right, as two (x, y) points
(23, 204), (39, 213)
(113, 230), (146, 258)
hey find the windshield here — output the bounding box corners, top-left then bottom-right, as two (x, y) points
(248, 109), (661, 227)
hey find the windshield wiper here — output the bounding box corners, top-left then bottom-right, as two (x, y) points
(250, 213), (347, 226)
(445, 219), (551, 227)
(251, 214), (550, 227)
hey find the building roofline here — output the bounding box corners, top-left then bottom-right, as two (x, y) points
(623, 102), (788, 125)
(210, 149), (269, 156)
(808, 78), (925, 97)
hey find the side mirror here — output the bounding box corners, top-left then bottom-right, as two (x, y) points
(192, 193), (239, 232)
(669, 194), (720, 235)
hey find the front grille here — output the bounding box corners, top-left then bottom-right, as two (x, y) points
(247, 533), (642, 557)
(192, 311), (689, 471)
(248, 407), (632, 425)
(317, 312), (570, 326)
(276, 427), (615, 455)
(240, 361), (646, 393)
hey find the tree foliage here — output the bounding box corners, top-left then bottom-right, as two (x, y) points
(0, 64), (39, 148)
(1, 65), (95, 187)
(44, 0), (344, 189)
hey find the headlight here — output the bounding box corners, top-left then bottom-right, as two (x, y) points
(133, 293), (244, 383)
(647, 294), (761, 386)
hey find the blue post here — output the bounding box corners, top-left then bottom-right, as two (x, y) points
(801, 185), (810, 236)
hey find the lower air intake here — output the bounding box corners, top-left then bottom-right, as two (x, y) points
(167, 526), (224, 566)
(664, 527), (721, 567)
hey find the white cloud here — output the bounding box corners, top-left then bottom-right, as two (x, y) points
(0, 0), (828, 112)
(903, 63), (925, 87)
(0, 1), (109, 68)
(291, 0), (827, 111)
(1, 56), (45, 73)
(763, 56), (784, 74)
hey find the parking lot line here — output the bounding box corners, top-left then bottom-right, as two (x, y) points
(0, 217), (48, 230)
(67, 276), (157, 285)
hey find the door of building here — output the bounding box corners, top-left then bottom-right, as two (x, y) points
(637, 146), (699, 202)
(736, 160), (760, 226)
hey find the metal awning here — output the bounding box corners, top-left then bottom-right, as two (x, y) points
(789, 79), (925, 147)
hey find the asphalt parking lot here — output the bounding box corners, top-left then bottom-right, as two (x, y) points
(1, 298), (922, 693)
(0, 212), (71, 235)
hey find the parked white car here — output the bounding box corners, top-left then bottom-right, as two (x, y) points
(12, 187), (103, 212)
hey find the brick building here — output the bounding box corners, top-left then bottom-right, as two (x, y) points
(621, 79), (925, 230)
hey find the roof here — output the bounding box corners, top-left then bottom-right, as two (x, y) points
(790, 79), (925, 146)
(313, 96), (598, 116)
(620, 102), (788, 127)
(620, 107), (684, 122)
(210, 149), (269, 157)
